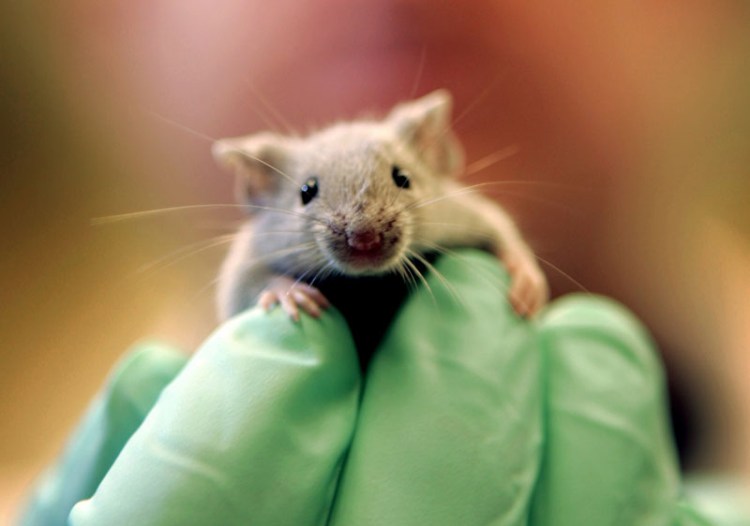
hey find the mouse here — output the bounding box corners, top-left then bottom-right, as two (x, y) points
(212, 90), (548, 342)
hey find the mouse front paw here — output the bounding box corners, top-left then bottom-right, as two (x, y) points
(257, 276), (331, 322)
(503, 249), (549, 318)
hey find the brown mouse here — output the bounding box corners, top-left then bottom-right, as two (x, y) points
(213, 90), (548, 323)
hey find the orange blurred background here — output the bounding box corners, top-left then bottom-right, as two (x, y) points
(2, 0), (749, 519)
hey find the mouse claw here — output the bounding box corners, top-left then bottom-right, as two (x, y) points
(274, 292), (298, 321)
(257, 276), (330, 322)
(258, 290), (279, 312)
(291, 289), (322, 318)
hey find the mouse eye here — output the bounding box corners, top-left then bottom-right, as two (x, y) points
(391, 165), (411, 189)
(300, 176), (319, 205)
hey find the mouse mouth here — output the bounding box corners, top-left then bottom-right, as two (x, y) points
(324, 227), (405, 274)
(346, 245), (393, 268)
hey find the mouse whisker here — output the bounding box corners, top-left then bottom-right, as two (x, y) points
(405, 181), (576, 216)
(406, 249), (467, 310)
(409, 78), (498, 162)
(288, 268), (317, 290)
(250, 228), (317, 237)
(93, 203), (330, 228)
(418, 221), (494, 239)
(92, 204), (249, 225)
(147, 109), (304, 194)
(307, 260), (338, 289)
(401, 261), (422, 295)
(191, 274), (223, 306)
(193, 219), (309, 235)
(460, 145), (520, 178)
(230, 150), (301, 190)
(404, 187), (481, 212)
(258, 242), (319, 262)
(463, 179), (589, 191)
(469, 180), (591, 216)
(401, 255), (436, 307)
(287, 250), (335, 289)
(138, 233), (237, 275)
(147, 111), (219, 143)
(476, 189), (578, 215)
(392, 261), (409, 288)
(408, 44), (428, 100)
(533, 254), (589, 293)
(194, 218), (249, 232)
(411, 238), (512, 297)
(243, 204), (332, 226)
(239, 242), (322, 278)
(447, 78), (498, 133)
(243, 78), (299, 136)
(391, 258), (415, 292)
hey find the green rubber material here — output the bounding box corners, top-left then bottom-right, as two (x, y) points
(17, 250), (748, 525)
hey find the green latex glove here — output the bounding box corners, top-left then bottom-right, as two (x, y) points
(18, 250), (747, 525)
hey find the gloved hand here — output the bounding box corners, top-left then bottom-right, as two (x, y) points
(18, 251), (746, 525)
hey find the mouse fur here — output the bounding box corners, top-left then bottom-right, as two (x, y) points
(212, 89), (548, 323)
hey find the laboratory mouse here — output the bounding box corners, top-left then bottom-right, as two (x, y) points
(212, 90), (548, 334)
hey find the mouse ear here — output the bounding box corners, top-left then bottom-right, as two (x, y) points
(387, 89), (465, 177)
(212, 132), (291, 207)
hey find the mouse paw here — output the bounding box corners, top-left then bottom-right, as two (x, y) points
(503, 249), (549, 318)
(257, 276), (331, 322)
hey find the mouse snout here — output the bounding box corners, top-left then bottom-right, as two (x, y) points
(323, 209), (406, 273)
(346, 229), (383, 252)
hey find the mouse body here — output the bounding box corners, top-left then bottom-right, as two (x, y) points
(213, 90), (548, 329)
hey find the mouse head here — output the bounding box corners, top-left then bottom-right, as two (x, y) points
(213, 89), (464, 275)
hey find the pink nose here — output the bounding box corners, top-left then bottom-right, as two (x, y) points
(347, 230), (383, 251)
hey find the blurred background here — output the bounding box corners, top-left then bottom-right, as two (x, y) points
(1, 0), (749, 519)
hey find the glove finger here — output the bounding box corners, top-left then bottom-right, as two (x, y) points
(530, 295), (680, 525)
(69, 308), (360, 526)
(329, 250), (543, 526)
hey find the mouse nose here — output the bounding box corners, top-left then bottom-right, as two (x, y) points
(347, 229), (383, 252)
